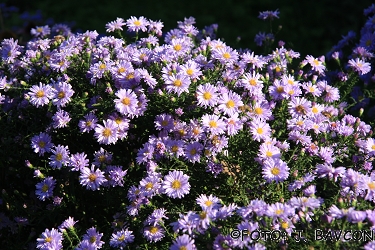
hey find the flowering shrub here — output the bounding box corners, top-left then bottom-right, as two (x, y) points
(1, 4), (375, 250)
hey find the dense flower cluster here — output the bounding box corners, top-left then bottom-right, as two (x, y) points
(1, 4), (375, 249)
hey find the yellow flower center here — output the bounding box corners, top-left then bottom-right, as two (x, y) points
(56, 153), (63, 161)
(88, 173), (97, 182)
(223, 52), (231, 59)
(161, 120), (168, 127)
(313, 59), (320, 66)
(190, 148), (197, 155)
(271, 167), (280, 175)
(172, 180), (181, 189)
(296, 120), (304, 126)
(254, 107), (263, 115)
(122, 97), (131, 105)
(256, 128), (263, 134)
(371, 145), (375, 150)
(99, 63), (106, 70)
(209, 120), (217, 128)
(281, 221), (289, 229)
(57, 91), (65, 99)
(309, 86), (315, 92)
(133, 20), (141, 26)
(277, 86), (284, 93)
(226, 100), (235, 108)
(171, 145), (179, 153)
(249, 79), (257, 86)
(42, 184), (49, 192)
(149, 226), (158, 234)
(203, 92), (212, 100)
(287, 80), (294, 85)
(180, 247), (187, 250)
(275, 209), (283, 215)
(193, 127), (200, 135)
(98, 155), (106, 163)
(36, 90), (45, 98)
(275, 66), (281, 72)
(102, 128), (112, 137)
(38, 141), (46, 148)
(200, 211), (207, 219)
(145, 182), (153, 190)
(173, 79), (182, 87)
(266, 151), (273, 157)
(86, 121), (92, 127)
(45, 237), (52, 243)
(312, 107), (318, 114)
(368, 182), (375, 190)
(126, 73), (134, 79)
(174, 44), (182, 51)
(205, 200), (213, 207)
(186, 69), (193, 76)
(90, 236), (96, 243)
(118, 234), (125, 241)
(118, 67), (126, 73)
(115, 118), (122, 125)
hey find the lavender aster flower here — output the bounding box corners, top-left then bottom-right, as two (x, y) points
(79, 165), (107, 191)
(36, 228), (63, 250)
(28, 83), (53, 108)
(143, 225), (165, 242)
(109, 228), (135, 248)
(82, 227), (104, 248)
(31, 132), (53, 156)
(94, 119), (119, 145)
(106, 17), (126, 32)
(163, 170), (190, 199)
(49, 145), (70, 169)
(35, 177), (56, 201)
(170, 234), (196, 250)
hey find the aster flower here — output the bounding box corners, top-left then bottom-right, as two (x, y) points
(79, 165), (107, 191)
(262, 159), (289, 183)
(304, 55), (326, 74)
(143, 225), (165, 242)
(78, 113), (98, 133)
(266, 202), (295, 220)
(31, 25), (51, 37)
(139, 172), (162, 197)
(184, 141), (203, 163)
(196, 83), (218, 108)
(201, 114), (226, 135)
(94, 119), (119, 145)
(249, 118), (271, 142)
(58, 217), (78, 232)
(146, 208), (169, 227)
(1, 38), (22, 63)
(82, 227), (104, 248)
(217, 90), (243, 116)
(52, 110), (71, 129)
(36, 228), (63, 250)
(251, 101), (273, 121)
(196, 194), (221, 211)
(170, 234), (196, 250)
(126, 16), (149, 32)
(28, 83), (53, 108)
(179, 60), (202, 80)
(258, 10), (280, 20)
(164, 72), (191, 96)
(288, 97), (312, 118)
(49, 145), (70, 169)
(51, 80), (74, 108)
(358, 174), (375, 201)
(163, 170), (190, 199)
(348, 58), (371, 75)
(35, 177), (56, 201)
(69, 152), (89, 171)
(110, 228), (135, 248)
(211, 46), (239, 65)
(114, 89), (138, 116)
(106, 165), (128, 187)
(31, 132), (53, 156)
(106, 17), (126, 32)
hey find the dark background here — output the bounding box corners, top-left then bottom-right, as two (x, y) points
(4, 0), (373, 57)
